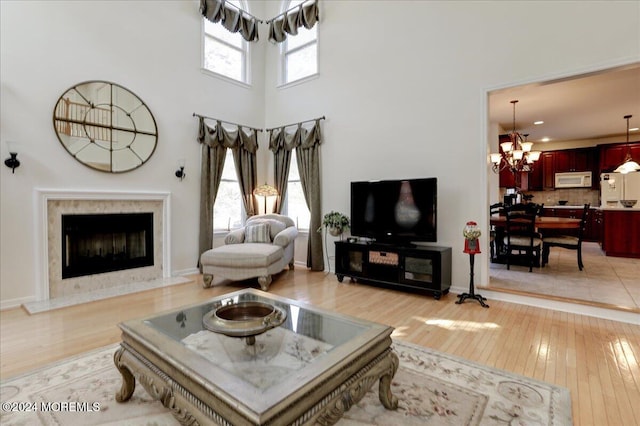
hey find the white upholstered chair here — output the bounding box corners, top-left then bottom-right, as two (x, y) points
(200, 214), (298, 291)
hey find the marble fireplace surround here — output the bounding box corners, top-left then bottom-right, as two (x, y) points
(35, 189), (171, 301)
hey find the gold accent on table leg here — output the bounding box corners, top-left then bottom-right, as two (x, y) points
(113, 346), (135, 402)
(258, 275), (272, 291)
(379, 350), (399, 409)
(138, 374), (199, 426)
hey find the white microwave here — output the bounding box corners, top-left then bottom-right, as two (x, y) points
(555, 171), (592, 188)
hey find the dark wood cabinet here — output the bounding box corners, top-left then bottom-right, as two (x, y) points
(588, 209), (603, 243)
(554, 151), (572, 173)
(599, 142), (640, 173)
(334, 241), (452, 299)
(602, 210), (640, 258)
(541, 152), (555, 190)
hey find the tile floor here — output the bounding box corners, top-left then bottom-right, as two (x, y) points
(487, 242), (640, 312)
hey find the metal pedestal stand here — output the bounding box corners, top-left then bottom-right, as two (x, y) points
(456, 253), (489, 308)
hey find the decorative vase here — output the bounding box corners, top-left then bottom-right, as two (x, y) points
(329, 227), (343, 236)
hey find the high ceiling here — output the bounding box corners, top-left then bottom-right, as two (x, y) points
(489, 63), (640, 145)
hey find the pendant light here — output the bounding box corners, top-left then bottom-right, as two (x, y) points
(614, 115), (640, 174)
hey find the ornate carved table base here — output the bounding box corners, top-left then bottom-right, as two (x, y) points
(114, 343), (398, 426)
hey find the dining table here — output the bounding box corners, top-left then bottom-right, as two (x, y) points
(490, 215), (582, 230)
(489, 215), (582, 267)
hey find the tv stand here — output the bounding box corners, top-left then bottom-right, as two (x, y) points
(334, 241), (451, 299)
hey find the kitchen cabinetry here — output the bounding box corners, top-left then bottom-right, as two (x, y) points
(541, 152), (555, 190)
(334, 241), (452, 299)
(554, 148), (595, 173)
(540, 147), (598, 189)
(599, 142), (640, 173)
(601, 209), (640, 258)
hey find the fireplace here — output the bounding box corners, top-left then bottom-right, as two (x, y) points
(62, 213), (154, 279)
(37, 190), (170, 300)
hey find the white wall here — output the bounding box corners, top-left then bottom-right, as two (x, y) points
(0, 0), (266, 306)
(1, 0), (639, 307)
(262, 0), (639, 289)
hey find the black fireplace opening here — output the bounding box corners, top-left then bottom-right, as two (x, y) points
(62, 212), (154, 279)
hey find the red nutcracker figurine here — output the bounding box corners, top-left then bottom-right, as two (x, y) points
(456, 221), (489, 307)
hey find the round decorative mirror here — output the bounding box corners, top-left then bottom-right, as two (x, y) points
(53, 81), (158, 173)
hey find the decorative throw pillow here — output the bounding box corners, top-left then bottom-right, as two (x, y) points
(249, 219), (286, 240)
(244, 223), (271, 243)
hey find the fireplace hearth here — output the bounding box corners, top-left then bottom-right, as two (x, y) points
(62, 213), (154, 279)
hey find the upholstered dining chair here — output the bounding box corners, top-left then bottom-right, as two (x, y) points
(503, 204), (543, 272)
(541, 203), (590, 270)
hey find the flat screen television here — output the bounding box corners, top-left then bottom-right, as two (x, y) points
(350, 177), (437, 244)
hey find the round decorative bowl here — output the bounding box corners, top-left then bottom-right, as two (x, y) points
(558, 200), (568, 206)
(203, 301), (286, 345)
(620, 199), (637, 208)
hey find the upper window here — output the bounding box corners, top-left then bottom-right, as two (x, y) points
(213, 149), (244, 231)
(286, 149), (311, 230)
(280, 0), (318, 85)
(203, 0), (249, 84)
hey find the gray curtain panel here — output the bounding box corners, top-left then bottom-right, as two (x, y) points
(200, 0), (259, 42)
(270, 120), (324, 271)
(268, 0), (319, 43)
(269, 127), (299, 213)
(197, 119), (259, 265)
(232, 128), (259, 217)
(197, 118), (228, 267)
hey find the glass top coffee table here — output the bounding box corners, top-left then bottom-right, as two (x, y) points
(114, 288), (398, 425)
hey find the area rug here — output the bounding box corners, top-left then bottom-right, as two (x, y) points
(0, 341), (572, 425)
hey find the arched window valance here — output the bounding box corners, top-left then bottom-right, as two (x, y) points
(199, 0), (319, 44)
(268, 119), (322, 152)
(200, 0), (260, 42)
(267, 0), (319, 44)
(199, 119), (259, 153)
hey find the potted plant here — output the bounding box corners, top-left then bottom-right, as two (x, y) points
(318, 211), (350, 236)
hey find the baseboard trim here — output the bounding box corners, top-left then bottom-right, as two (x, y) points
(450, 285), (639, 325)
(173, 267), (200, 276)
(1, 296), (36, 311)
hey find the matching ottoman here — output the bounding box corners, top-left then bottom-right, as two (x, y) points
(200, 243), (285, 291)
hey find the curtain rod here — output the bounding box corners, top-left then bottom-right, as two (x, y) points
(265, 0), (315, 24)
(193, 113), (263, 132)
(265, 115), (325, 132)
(220, 1), (264, 23)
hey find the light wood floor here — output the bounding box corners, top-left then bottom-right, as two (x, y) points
(1, 270), (639, 426)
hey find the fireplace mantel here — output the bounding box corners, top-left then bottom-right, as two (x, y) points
(35, 189), (171, 301)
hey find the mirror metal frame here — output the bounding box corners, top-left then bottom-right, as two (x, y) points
(53, 80), (158, 173)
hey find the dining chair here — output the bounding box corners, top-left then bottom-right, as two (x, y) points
(541, 203), (590, 270)
(489, 202), (504, 261)
(503, 204), (543, 272)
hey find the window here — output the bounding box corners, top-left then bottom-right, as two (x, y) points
(202, 0), (249, 83)
(280, 0), (318, 85)
(214, 149), (244, 231)
(286, 149), (311, 230)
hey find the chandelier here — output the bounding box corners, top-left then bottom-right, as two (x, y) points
(490, 100), (541, 174)
(613, 114), (639, 174)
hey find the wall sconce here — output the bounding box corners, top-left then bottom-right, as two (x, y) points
(4, 141), (20, 173)
(175, 159), (186, 181)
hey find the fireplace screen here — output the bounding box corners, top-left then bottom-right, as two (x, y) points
(62, 213), (154, 279)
